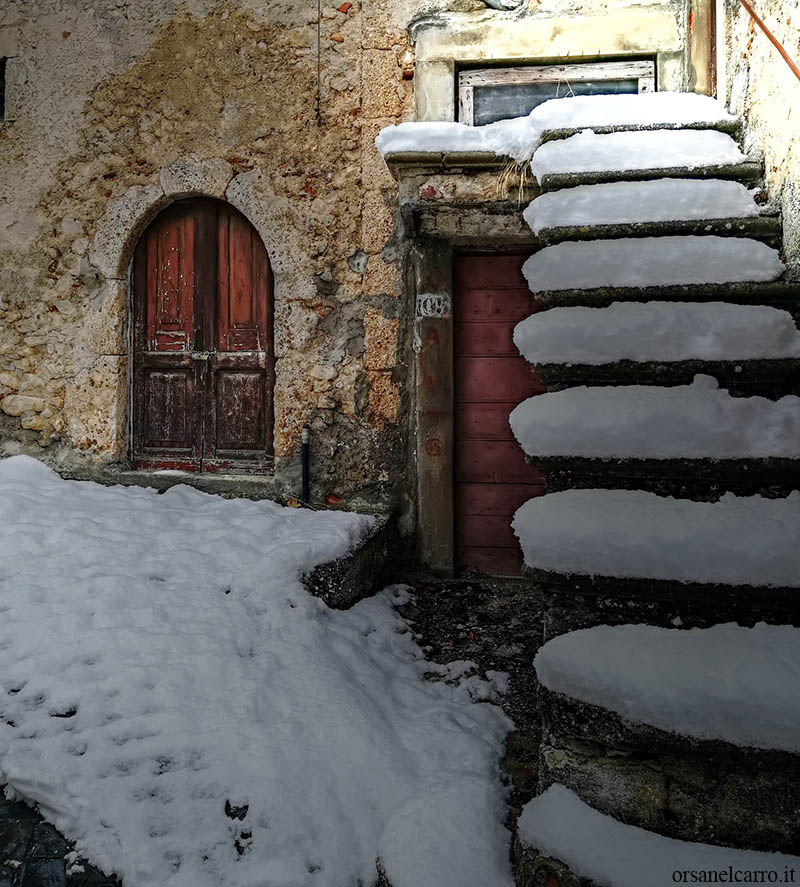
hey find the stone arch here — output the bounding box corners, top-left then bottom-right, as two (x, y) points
(87, 157), (304, 293)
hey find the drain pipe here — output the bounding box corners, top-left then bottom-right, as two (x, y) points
(301, 423), (311, 506)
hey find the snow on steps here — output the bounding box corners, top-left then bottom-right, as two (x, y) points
(516, 785), (800, 887)
(375, 92), (738, 164)
(522, 236), (784, 292)
(512, 489), (800, 588)
(514, 302), (800, 365)
(536, 623), (800, 752)
(509, 375), (800, 460)
(524, 179), (780, 246)
(531, 130), (760, 192)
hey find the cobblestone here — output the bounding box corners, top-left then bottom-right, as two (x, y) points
(0, 790), (119, 887)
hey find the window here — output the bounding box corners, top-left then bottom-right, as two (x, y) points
(458, 60), (656, 126)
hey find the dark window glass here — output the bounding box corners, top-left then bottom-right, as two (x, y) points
(472, 78), (639, 126)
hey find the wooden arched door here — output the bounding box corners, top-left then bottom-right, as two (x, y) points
(132, 198), (274, 472)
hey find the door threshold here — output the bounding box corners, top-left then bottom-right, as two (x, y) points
(59, 464), (279, 501)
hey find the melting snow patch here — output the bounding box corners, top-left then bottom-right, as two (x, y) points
(530, 129), (747, 181)
(523, 178), (761, 234)
(509, 374), (800, 459)
(522, 236), (784, 291)
(513, 302), (800, 364)
(0, 456), (513, 887)
(512, 489), (800, 586)
(518, 785), (800, 887)
(534, 623), (800, 752)
(376, 92), (736, 164)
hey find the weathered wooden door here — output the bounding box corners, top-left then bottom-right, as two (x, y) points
(132, 198), (274, 472)
(454, 255), (546, 576)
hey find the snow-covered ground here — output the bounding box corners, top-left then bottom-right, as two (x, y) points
(518, 785), (800, 887)
(376, 92), (735, 164)
(513, 302), (800, 364)
(509, 375), (800, 459)
(535, 623), (800, 752)
(512, 489), (800, 586)
(523, 179), (761, 234)
(0, 456), (513, 887)
(522, 236), (784, 291)
(530, 129), (746, 180)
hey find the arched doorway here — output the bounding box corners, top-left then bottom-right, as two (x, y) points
(131, 197), (274, 472)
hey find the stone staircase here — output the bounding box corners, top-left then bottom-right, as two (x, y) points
(505, 95), (800, 885)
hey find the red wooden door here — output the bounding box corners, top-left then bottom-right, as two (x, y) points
(132, 198), (274, 472)
(454, 255), (546, 576)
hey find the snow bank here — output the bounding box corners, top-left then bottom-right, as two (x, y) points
(522, 236), (784, 291)
(530, 129), (746, 180)
(509, 374), (800, 459)
(0, 456), (513, 887)
(512, 489), (800, 586)
(534, 623), (800, 752)
(523, 178), (760, 234)
(518, 785), (800, 887)
(376, 92), (735, 164)
(513, 302), (800, 364)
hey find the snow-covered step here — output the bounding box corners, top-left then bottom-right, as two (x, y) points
(531, 129), (752, 184)
(512, 489), (800, 587)
(524, 179), (780, 246)
(376, 92), (738, 165)
(514, 302), (800, 366)
(516, 785), (800, 887)
(525, 179), (759, 233)
(509, 375), (800, 460)
(535, 623), (800, 753)
(522, 236), (784, 293)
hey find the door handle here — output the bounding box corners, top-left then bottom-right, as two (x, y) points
(191, 351), (213, 360)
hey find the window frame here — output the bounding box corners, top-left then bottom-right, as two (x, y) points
(458, 60), (656, 125)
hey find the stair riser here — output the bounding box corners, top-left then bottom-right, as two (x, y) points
(536, 216), (781, 248)
(528, 457), (800, 500)
(539, 162), (763, 192)
(532, 284), (800, 321)
(532, 359), (800, 397)
(526, 569), (800, 636)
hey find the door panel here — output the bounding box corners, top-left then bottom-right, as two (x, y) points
(133, 198), (274, 471)
(454, 254), (546, 577)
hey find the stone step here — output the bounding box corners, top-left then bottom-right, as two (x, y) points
(535, 213), (781, 247)
(515, 783), (800, 887)
(530, 620), (800, 854)
(532, 358), (800, 397)
(539, 160), (763, 192)
(527, 455), (800, 499)
(531, 279), (800, 317)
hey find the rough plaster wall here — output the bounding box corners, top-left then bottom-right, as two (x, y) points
(726, 0), (800, 271)
(0, 0), (425, 508)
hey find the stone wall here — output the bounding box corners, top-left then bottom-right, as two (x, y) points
(726, 0), (800, 271)
(0, 0), (691, 516)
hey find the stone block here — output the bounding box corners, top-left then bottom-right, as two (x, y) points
(1, 396), (45, 417)
(363, 307), (398, 370)
(367, 370), (400, 427)
(362, 50), (402, 118)
(361, 191), (395, 254)
(361, 119), (396, 191)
